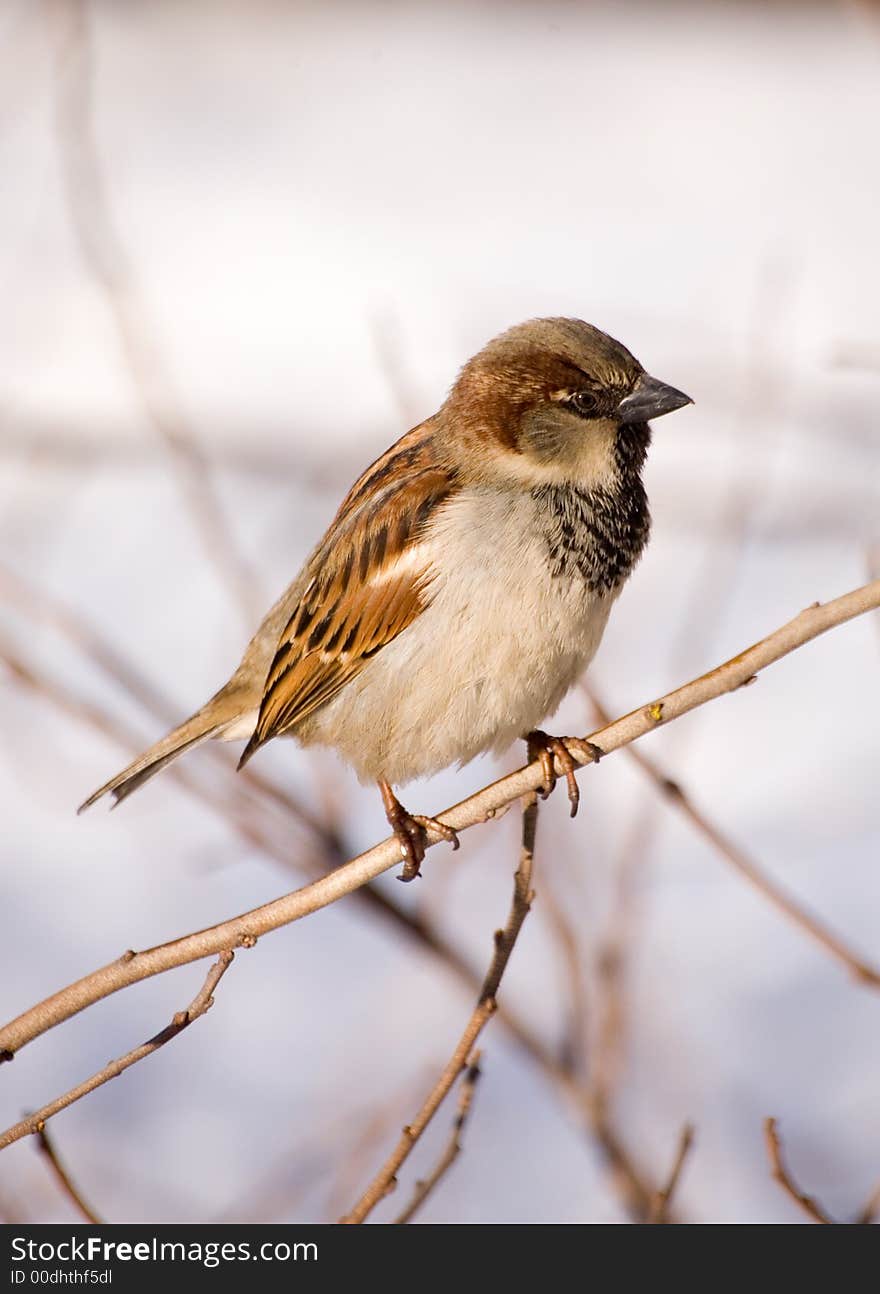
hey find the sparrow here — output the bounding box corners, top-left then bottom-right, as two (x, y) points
(81, 317), (692, 879)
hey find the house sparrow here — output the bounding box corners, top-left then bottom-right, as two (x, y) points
(81, 317), (691, 879)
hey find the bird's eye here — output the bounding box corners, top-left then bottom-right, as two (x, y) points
(570, 391), (598, 417)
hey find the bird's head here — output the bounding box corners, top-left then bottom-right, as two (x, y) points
(446, 317), (692, 488)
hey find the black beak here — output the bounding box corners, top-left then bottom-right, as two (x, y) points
(617, 373), (693, 424)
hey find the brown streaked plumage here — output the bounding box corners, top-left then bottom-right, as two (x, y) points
(246, 451), (455, 754)
(81, 317), (692, 879)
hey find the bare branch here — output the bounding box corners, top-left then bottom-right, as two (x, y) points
(341, 794), (539, 1224)
(36, 1125), (104, 1224)
(855, 1180), (880, 1226)
(764, 1118), (834, 1224)
(588, 819), (643, 1124)
(0, 953), (234, 1150)
(0, 567), (337, 848)
(0, 630), (329, 870)
(587, 688), (880, 988)
(393, 1054), (483, 1224)
(1, 580), (878, 1152)
(0, 608), (659, 1218)
(647, 1124), (695, 1224)
(539, 871), (590, 1081)
(0, 589), (655, 1219)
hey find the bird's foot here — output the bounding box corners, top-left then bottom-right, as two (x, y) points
(379, 781), (460, 882)
(526, 731), (603, 818)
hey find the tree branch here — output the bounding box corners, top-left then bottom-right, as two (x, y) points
(855, 1180), (880, 1226)
(340, 794), (539, 1224)
(1, 581), (878, 1147)
(587, 688), (880, 987)
(36, 1125), (104, 1225)
(0, 590), (662, 1218)
(647, 1124), (695, 1223)
(763, 1117), (834, 1224)
(0, 953), (234, 1151)
(393, 1054), (483, 1224)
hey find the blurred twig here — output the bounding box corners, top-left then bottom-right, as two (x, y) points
(215, 1106), (371, 1224)
(0, 594), (660, 1214)
(530, 867), (666, 1219)
(763, 1118), (833, 1224)
(647, 1124), (695, 1224)
(1, 582), (878, 1076)
(48, 0), (261, 627)
(36, 1125), (103, 1224)
(765, 1118), (880, 1226)
(0, 563), (338, 849)
(0, 560), (184, 720)
(855, 1181), (880, 1226)
(2, 577), (879, 1222)
(588, 810), (644, 1125)
(586, 688), (880, 988)
(0, 630), (330, 870)
(340, 794), (539, 1224)
(578, 330), (761, 1146)
(393, 1054), (482, 1224)
(1, 953), (234, 1151)
(323, 1065), (440, 1222)
(539, 868), (590, 1081)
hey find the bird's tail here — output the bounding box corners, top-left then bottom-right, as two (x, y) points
(78, 693), (249, 813)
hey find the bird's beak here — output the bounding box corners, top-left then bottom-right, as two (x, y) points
(617, 373), (693, 424)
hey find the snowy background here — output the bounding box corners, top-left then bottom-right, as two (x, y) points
(1, 0), (878, 1223)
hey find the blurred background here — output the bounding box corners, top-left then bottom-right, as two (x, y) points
(1, 0), (879, 1224)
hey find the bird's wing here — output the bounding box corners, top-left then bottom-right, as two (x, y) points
(239, 437), (456, 765)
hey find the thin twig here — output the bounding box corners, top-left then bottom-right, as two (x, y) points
(0, 953), (234, 1149)
(0, 623), (652, 1219)
(49, 0), (260, 627)
(214, 1108), (363, 1224)
(764, 1118), (834, 1224)
(539, 872), (591, 1081)
(588, 812), (645, 1124)
(587, 688), (880, 988)
(647, 1124), (695, 1224)
(36, 1125), (103, 1224)
(0, 629), (333, 862)
(393, 1054), (483, 1224)
(854, 1180), (880, 1226)
(1, 580), (878, 1086)
(0, 620), (660, 1217)
(0, 560), (327, 834)
(0, 566), (337, 848)
(580, 392), (757, 1150)
(340, 794), (539, 1224)
(0, 561), (333, 843)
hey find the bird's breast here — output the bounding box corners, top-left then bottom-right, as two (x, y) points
(301, 485), (637, 784)
(530, 479), (651, 595)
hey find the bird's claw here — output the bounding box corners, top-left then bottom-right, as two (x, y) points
(567, 738), (603, 766)
(379, 781), (459, 882)
(526, 730), (596, 818)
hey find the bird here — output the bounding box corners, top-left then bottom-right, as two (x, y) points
(80, 317), (692, 879)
